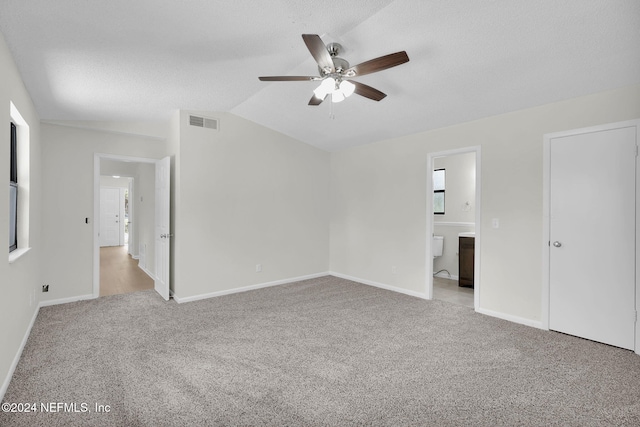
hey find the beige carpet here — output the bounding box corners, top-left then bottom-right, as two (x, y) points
(2, 275), (640, 426)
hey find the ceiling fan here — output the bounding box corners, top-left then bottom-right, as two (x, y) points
(259, 34), (409, 105)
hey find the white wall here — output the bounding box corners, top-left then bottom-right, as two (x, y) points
(0, 32), (43, 399)
(433, 152), (476, 278)
(330, 84), (640, 323)
(41, 123), (167, 302)
(170, 111), (330, 299)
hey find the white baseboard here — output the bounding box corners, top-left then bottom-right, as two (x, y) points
(132, 255), (140, 260)
(139, 265), (156, 282)
(329, 271), (429, 300)
(476, 307), (544, 329)
(172, 272), (331, 304)
(329, 272), (544, 330)
(0, 304), (39, 402)
(39, 294), (96, 307)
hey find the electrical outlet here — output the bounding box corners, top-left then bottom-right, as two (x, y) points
(492, 218), (500, 229)
(42, 284), (49, 292)
(391, 266), (397, 274)
(256, 264), (262, 273)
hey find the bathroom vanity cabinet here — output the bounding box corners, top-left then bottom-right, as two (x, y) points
(459, 236), (475, 288)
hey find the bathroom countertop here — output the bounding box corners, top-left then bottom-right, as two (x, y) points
(458, 232), (475, 238)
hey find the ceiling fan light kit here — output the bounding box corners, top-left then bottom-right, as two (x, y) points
(312, 78), (355, 103)
(259, 34), (409, 106)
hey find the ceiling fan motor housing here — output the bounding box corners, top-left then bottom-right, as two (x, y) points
(319, 42), (350, 75)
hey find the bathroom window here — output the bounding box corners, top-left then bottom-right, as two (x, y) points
(433, 168), (445, 215)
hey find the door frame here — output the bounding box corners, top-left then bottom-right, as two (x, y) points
(93, 153), (160, 298)
(426, 145), (482, 311)
(127, 178), (134, 256)
(542, 119), (640, 354)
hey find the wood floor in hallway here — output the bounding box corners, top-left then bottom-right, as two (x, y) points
(100, 245), (153, 297)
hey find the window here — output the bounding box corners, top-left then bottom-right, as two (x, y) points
(9, 122), (17, 252)
(8, 102), (30, 261)
(433, 168), (445, 215)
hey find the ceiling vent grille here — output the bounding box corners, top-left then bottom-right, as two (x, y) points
(189, 115), (219, 131)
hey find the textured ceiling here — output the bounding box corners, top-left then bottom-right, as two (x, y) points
(1, 0), (639, 151)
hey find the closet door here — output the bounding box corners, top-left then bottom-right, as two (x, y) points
(549, 125), (636, 350)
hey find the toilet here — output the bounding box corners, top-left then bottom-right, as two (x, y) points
(432, 235), (444, 258)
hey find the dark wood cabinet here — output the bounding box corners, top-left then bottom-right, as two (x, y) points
(459, 236), (475, 288)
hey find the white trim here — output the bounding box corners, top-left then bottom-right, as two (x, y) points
(172, 272), (331, 303)
(433, 222), (475, 227)
(542, 119), (640, 140)
(8, 247), (31, 263)
(330, 272), (428, 300)
(93, 155), (100, 298)
(139, 264), (156, 282)
(476, 307), (544, 330)
(542, 119), (640, 355)
(39, 294), (95, 307)
(332, 272), (547, 330)
(97, 153), (160, 164)
(0, 305), (39, 402)
(541, 135), (551, 330)
(426, 146), (481, 309)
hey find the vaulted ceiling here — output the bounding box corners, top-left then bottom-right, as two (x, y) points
(1, 0), (638, 151)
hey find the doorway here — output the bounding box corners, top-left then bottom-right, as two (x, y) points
(93, 154), (169, 300)
(542, 120), (640, 352)
(426, 146), (481, 310)
(98, 175), (152, 296)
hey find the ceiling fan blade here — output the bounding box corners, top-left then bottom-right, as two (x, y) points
(259, 76), (317, 81)
(351, 81), (387, 101)
(347, 51), (409, 77)
(308, 94), (327, 106)
(302, 34), (334, 73)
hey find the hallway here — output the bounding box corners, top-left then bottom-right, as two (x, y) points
(100, 246), (153, 296)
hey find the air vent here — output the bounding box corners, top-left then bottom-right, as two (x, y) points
(189, 115), (219, 131)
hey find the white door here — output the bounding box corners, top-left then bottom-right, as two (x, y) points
(549, 126), (637, 350)
(154, 156), (171, 301)
(100, 187), (121, 247)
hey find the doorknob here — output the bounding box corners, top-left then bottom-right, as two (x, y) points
(553, 241), (562, 247)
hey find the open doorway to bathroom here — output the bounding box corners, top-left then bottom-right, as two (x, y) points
(426, 147), (481, 310)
